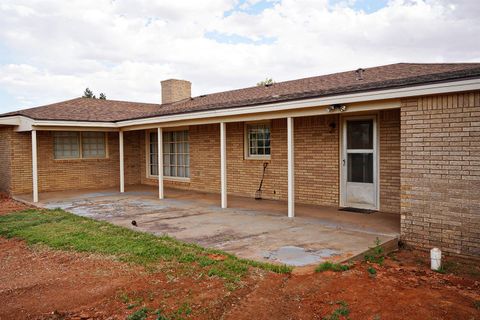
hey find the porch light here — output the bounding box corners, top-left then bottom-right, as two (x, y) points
(327, 104), (347, 112)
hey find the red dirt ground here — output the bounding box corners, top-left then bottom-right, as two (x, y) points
(0, 193), (32, 215)
(0, 198), (479, 320)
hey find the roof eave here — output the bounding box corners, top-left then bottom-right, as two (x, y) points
(1, 77), (479, 131)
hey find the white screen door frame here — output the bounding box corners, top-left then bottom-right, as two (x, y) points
(340, 115), (379, 210)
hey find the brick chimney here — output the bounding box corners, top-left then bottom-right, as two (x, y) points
(161, 79), (191, 104)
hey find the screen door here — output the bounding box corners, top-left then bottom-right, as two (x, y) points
(342, 117), (377, 209)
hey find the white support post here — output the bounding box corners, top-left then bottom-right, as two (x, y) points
(31, 130), (38, 203)
(287, 117), (295, 218)
(220, 122), (227, 209)
(119, 131), (125, 193)
(157, 127), (164, 199)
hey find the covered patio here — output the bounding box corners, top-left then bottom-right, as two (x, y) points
(17, 185), (400, 267)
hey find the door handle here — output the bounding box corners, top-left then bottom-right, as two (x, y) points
(342, 159), (345, 166)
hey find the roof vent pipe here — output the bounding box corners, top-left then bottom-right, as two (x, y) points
(355, 68), (365, 80)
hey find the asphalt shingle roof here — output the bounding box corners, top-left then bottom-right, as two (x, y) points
(2, 63), (480, 122)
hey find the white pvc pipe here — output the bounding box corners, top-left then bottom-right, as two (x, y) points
(287, 117), (295, 218)
(31, 130), (38, 203)
(158, 128), (164, 199)
(119, 131), (125, 193)
(430, 248), (442, 271)
(220, 122), (227, 209)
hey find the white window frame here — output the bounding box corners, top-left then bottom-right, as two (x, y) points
(53, 131), (108, 160)
(244, 121), (271, 160)
(146, 128), (190, 182)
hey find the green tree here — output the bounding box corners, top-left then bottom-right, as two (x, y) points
(257, 78), (275, 86)
(82, 88), (96, 99)
(82, 88), (107, 100)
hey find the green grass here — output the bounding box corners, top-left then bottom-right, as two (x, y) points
(126, 302), (192, 320)
(323, 301), (350, 320)
(0, 209), (292, 283)
(127, 307), (149, 320)
(367, 266), (377, 277)
(315, 261), (350, 273)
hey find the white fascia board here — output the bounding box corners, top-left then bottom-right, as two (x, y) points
(33, 120), (117, 128)
(0, 116), (116, 131)
(117, 78), (480, 128)
(0, 116), (35, 132)
(0, 116), (21, 126)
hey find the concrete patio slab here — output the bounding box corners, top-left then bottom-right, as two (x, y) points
(17, 186), (400, 267)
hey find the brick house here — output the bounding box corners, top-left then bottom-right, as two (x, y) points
(0, 63), (479, 257)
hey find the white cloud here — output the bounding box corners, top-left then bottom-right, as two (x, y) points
(0, 0), (479, 111)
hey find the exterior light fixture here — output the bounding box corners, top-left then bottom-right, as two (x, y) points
(326, 104), (347, 112)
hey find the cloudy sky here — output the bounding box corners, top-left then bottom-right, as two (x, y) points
(0, 0), (479, 112)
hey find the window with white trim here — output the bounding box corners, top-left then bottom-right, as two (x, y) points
(53, 131), (106, 159)
(245, 123), (271, 159)
(149, 130), (190, 178)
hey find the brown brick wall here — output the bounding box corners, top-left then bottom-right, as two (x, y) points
(124, 131), (142, 185)
(10, 131), (141, 194)
(401, 91), (480, 257)
(379, 109), (401, 213)
(295, 115), (340, 206)
(10, 131), (33, 194)
(0, 126), (12, 194)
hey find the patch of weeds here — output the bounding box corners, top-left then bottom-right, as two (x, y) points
(127, 307), (149, 320)
(127, 298), (144, 309)
(367, 266), (377, 277)
(316, 261), (350, 273)
(474, 300), (480, 310)
(178, 253), (196, 263)
(323, 301), (350, 320)
(433, 266), (446, 274)
(152, 302), (192, 320)
(364, 237), (385, 265)
(208, 268), (235, 281)
(373, 315), (381, 320)
(239, 258), (292, 274)
(118, 291), (130, 304)
(225, 282), (239, 292)
(387, 252), (399, 262)
(174, 302), (192, 317)
(197, 256), (216, 267)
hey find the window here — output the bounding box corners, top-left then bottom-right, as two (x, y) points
(245, 123), (271, 159)
(82, 132), (106, 158)
(54, 132), (80, 159)
(54, 131), (107, 159)
(149, 130), (190, 178)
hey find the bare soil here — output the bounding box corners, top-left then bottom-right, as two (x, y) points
(0, 194), (32, 215)
(0, 199), (479, 320)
